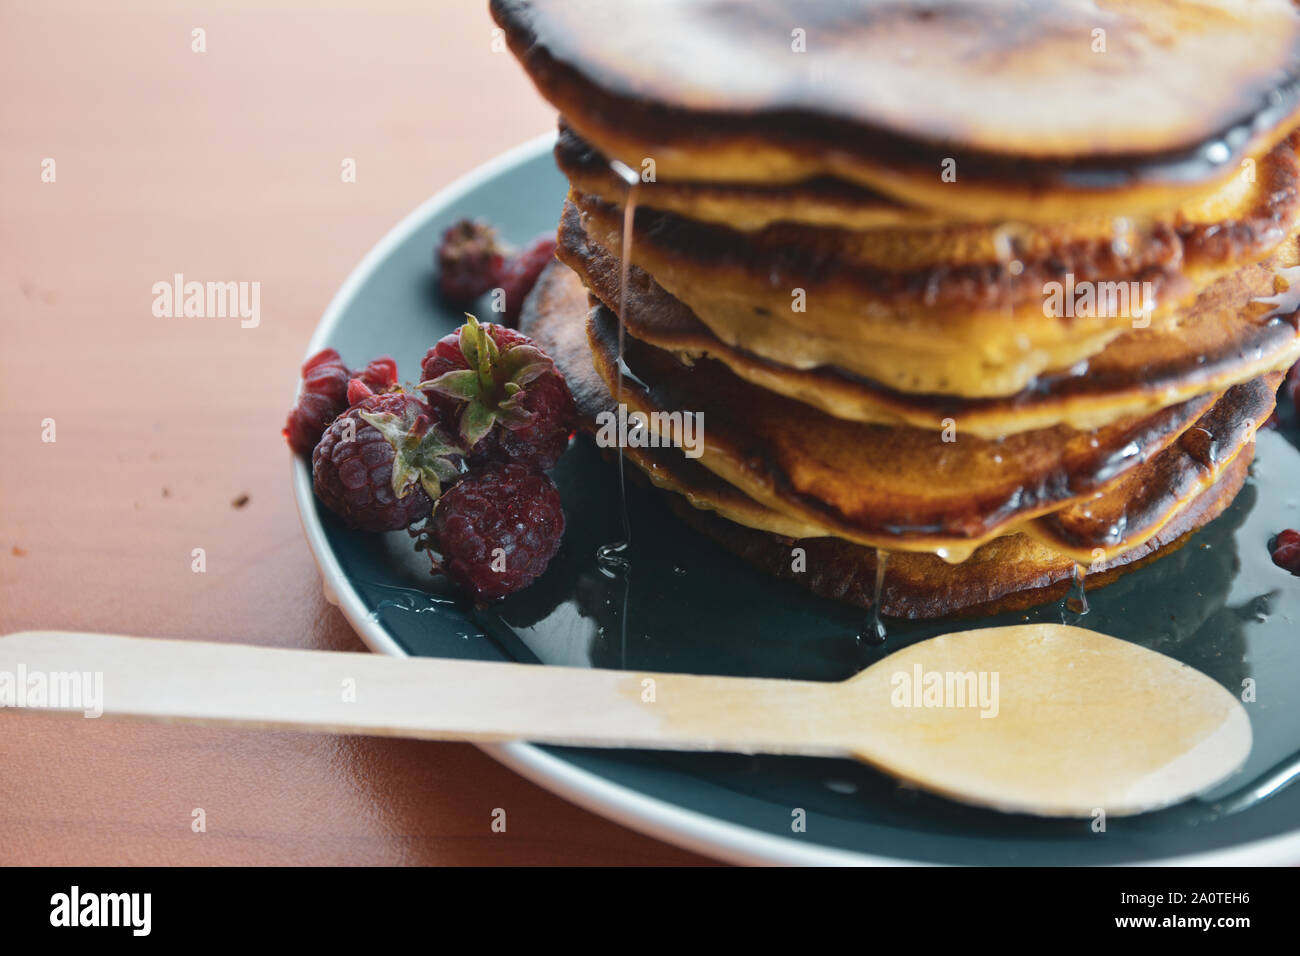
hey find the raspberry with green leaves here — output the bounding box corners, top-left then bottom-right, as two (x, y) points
(425, 463), (565, 601)
(312, 389), (461, 532)
(419, 314), (576, 470)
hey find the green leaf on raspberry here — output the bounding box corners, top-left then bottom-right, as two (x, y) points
(359, 410), (463, 502)
(416, 312), (555, 451)
(422, 368), (480, 402)
(456, 401), (497, 450)
(457, 313), (497, 390)
(497, 344), (550, 385)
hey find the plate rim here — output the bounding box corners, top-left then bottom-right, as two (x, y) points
(291, 131), (1300, 867)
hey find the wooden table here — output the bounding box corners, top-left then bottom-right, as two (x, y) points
(0, 0), (710, 866)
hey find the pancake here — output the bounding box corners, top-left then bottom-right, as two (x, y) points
(525, 261), (837, 540)
(621, 414), (1251, 613)
(570, 186), (1300, 396)
(1026, 373), (1280, 559)
(591, 319), (1272, 566)
(559, 122), (1300, 247)
(658, 455), (1249, 620)
(532, 249), (1276, 563)
(494, 0), (1300, 221)
(586, 297), (1228, 556)
(610, 354), (1268, 567)
(611, 376), (1270, 567)
(526, 255), (1275, 559)
(557, 204), (1300, 433)
(523, 252), (1272, 564)
(555, 121), (951, 233)
(519, 261), (1254, 618)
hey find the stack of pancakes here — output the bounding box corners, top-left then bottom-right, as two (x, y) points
(494, 0), (1300, 618)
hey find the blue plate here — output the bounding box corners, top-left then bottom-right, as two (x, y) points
(293, 135), (1300, 865)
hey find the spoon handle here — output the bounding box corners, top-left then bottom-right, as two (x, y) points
(0, 631), (847, 756)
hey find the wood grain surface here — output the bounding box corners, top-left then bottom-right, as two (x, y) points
(0, 0), (712, 866)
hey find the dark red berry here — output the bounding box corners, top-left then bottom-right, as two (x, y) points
(436, 219), (505, 306)
(346, 355), (400, 406)
(419, 314), (576, 470)
(312, 390), (461, 532)
(1272, 529), (1300, 576)
(347, 376), (377, 407)
(430, 463), (565, 601)
(356, 355), (398, 392)
(497, 234), (556, 326)
(285, 351), (402, 456)
(284, 348), (351, 455)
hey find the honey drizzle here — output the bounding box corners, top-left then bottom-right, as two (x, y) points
(1064, 562), (1090, 617)
(858, 549), (890, 645)
(595, 160), (640, 575)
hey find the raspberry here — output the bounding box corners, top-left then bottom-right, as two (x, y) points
(346, 355), (400, 406)
(347, 376), (377, 407)
(436, 219), (505, 306)
(356, 355), (398, 392)
(284, 349), (351, 455)
(312, 389), (461, 532)
(497, 234), (557, 326)
(284, 350), (400, 456)
(428, 463), (565, 601)
(419, 314), (577, 470)
(1272, 529), (1300, 575)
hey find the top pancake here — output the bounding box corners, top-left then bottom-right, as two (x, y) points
(493, 0), (1300, 221)
(556, 122), (1300, 239)
(554, 121), (947, 232)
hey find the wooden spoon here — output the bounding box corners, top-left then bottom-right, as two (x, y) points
(0, 624), (1250, 817)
